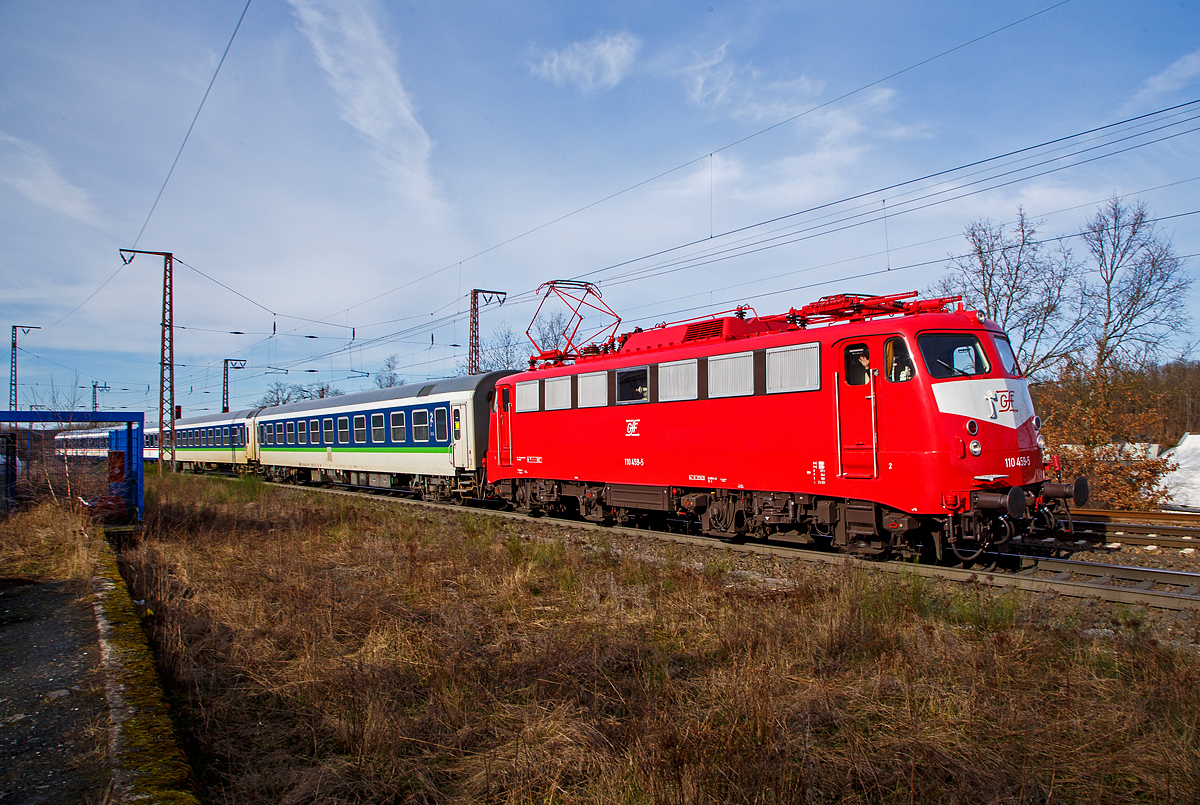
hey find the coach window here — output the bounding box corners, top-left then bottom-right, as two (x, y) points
(453, 408), (461, 440)
(309, 420), (320, 444)
(391, 411), (406, 442)
(223, 426), (230, 445)
(353, 415), (367, 443)
(322, 418), (333, 444)
(884, 338), (915, 383)
(275, 423), (285, 445)
(845, 344), (870, 386)
(434, 408), (448, 442)
(258, 424), (267, 445)
(413, 409), (430, 442)
(286, 422), (296, 444)
(371, 413), (385, 443)
(267, 425), (276, 445)
(617, 367), (649, 403)
(338, 417), (350, 444)
(295, 420), (305, 444)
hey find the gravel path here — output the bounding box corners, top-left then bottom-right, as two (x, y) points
(0, 579), (108, 804)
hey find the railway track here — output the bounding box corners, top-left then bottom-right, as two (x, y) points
(1051, 507), (1200, 549)
(269, 481), (1200, 612)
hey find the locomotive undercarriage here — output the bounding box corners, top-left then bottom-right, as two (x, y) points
(489, 477), (1079, 560)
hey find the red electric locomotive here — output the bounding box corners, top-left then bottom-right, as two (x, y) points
(485, 283), (1086, 560)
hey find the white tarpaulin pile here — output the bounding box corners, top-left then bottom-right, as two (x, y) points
(1162, 433), (1200, 506)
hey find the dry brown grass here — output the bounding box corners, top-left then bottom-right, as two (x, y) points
(0, 501), (102, 582)
(126, 474), (1200, 804)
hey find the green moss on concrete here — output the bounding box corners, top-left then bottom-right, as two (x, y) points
(97, 529), (200, 805)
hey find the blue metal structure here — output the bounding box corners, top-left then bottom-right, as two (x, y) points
(1, 410), (144, 522)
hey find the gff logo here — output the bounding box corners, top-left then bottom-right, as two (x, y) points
(625, 419), (641, 436)
(986, 390), (1017, 419)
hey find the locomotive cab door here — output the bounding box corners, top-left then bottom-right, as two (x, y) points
(496, 385), (513, 467)
(836, 340), (878, 479)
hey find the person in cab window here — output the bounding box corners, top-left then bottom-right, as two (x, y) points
(885, 338), (915, 382)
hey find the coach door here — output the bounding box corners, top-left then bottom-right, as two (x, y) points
(836, 339), (878, 479)
(496, 385), (513, 467)
(451, 404), (470, 467)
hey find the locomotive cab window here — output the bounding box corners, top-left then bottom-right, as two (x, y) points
(617, 367), (649, 403)
(884, 338), (915, 383)
(844, 344), (870, 386)
(992, 334), (1022, 377)
(918, 334), (991, 379)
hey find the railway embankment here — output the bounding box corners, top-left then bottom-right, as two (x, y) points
(0, 504), (198, 804)
(118, 473), (1200, 804)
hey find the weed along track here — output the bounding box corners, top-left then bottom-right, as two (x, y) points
(128, 473), (1200, 804)
(282, 479), (1200, 612)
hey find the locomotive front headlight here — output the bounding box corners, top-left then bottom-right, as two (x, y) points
(1037, 433), (1047, 450)
(1034, 416), (1042, 431)
(968, 440), (983, 457)
(966, 419), (978, 435)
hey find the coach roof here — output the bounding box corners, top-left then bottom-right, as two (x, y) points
(256, 371), (517, 418)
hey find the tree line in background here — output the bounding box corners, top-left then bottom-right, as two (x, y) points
(936, 196), (1193, 509)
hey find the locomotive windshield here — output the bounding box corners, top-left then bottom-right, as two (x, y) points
(991, 334), (1022, 377)
(917, 333), (992, 379)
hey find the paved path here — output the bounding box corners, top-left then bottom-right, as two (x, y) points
(0, 579), (109, 804)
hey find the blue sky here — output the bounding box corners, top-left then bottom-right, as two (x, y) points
(2, 0), (1198, 414)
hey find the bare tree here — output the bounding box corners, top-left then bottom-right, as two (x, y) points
(530, 310), (572, 355)
(375, 354), (403, 389)
(934, 208), (1085, 378)
(255, 381), (343, 408)
(478, 321), (529, 371)
(1080, 196), (1192, 374)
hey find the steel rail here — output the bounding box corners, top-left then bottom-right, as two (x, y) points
(261, 481), (1200, 611)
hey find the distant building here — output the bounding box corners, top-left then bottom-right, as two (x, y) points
(1162, 434), (1200, 507)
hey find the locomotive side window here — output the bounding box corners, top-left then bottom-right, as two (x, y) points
(371, 413), (385, 443)
(323, 418), (334, 444)
(501, 386), (511, 411)
(577, 372), (607, 408)
(413, 410), (430, 442)
(337, 417), (349, 444)
(884, 338), (915, 383)
(992, 334), (1022, 377)
(434, 408), (448, 441)
(844, 345), (870, 386)
(659, 359), (698, 401)
(516, 380), (540, 412)
(545, 377), (571, 410)
(617, 367), (649, 403)
(391, 411), (406, 442)
(767, 344), (820, 393)
(918, 334), (991, 379)
(353, 415), (366, 443)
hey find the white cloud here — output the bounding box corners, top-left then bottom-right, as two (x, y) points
(0, 132), (106, 228)
(679, 43), (823, 122)
(1124, 47), (1200, 113)
(288, 0), (440, 207)
(532, 31), (641, 93)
